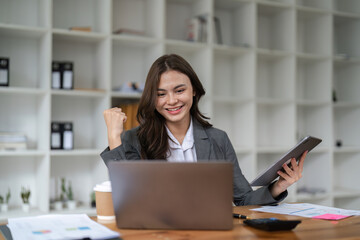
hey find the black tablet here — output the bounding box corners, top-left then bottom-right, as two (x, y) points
(250, 136), (322, 186)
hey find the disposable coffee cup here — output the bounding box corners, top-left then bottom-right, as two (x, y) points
(93, 181), (115, 222)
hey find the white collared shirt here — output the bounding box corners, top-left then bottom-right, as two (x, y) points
(165, 119), (197, 162)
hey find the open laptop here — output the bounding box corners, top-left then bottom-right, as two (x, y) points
(108, 161), (233, 230)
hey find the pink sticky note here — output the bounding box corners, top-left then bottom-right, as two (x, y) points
(312, 214), (350, 220)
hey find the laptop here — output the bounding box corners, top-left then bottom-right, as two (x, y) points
(108, 161), (233, 230)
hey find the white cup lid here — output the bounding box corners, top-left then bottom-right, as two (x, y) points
(93, 180), (112, 192)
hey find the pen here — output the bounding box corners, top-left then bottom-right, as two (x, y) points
(233, 213), (250, 219)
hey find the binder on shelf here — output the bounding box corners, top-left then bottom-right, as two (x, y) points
(62, 122), (73, 150)
(52, 61), (61, 89)
(51, 122), (74, 150)
(62, 62), (74, 89)
(51, 122), (62, 149)
(0, 57), (10, 87)
(51, 61), (74, 89)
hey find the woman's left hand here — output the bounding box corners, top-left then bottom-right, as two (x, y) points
(270, 151), (308, 198)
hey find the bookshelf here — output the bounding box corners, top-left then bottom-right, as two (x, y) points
(1, 0), (360, 220)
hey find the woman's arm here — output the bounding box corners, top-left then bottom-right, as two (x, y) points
(103, 107), (127, 150)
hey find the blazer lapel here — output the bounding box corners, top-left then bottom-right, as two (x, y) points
(193, 120), (211, 161)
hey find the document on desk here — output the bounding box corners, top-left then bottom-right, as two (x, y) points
(251, 203), (360, 220)
(7, 214), (120, 240)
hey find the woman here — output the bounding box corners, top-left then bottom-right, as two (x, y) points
(101, 54), (307, 206)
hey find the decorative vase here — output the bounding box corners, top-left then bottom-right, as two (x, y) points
(66, 200), (76, 210)
(22, 203), (30, 212)
(54, 201), (63, 211)
(0, 204), (8, 212)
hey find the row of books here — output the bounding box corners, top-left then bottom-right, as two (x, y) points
(0, 132), (27, 150)
(186, 14), (223, 44)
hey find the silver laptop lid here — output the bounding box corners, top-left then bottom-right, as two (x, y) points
(108, 161), (233, 230)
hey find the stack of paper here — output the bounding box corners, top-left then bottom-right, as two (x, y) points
(7, 214), (120, 240)
(252, 203), (360, 220)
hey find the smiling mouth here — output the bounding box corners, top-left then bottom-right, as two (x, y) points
(166, 106), (183, 112)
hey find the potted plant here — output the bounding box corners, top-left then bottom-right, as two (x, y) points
(66, 180), (76, 210)
(53, 178), (66, 211)
(0, 189), (11, 212)
(21, 186), (30, 212)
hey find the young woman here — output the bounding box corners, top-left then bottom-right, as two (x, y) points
(101, 54), (307, 206)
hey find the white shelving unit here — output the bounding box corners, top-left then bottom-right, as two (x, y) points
(1, 0), (360, 221)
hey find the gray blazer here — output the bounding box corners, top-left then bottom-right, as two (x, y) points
(100, 120), (287, 206)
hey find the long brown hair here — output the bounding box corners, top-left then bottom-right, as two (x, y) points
(137, 54), (212, 159)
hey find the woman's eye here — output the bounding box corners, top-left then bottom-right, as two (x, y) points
(176, 89), (185, 93)
(157, 93), (165, 97)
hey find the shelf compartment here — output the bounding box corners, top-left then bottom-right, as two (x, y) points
(53, 35), (109, 90)
(165, 44), (212, 95)
(213, 49), (255, 99)
(0, 0), (50, 28)
(257, 3), (295, 51)
(296, 152), (332, 200)
(112, 41), (162, 92)
(52, 0), (109, 33)
(296, 57), (331, 102)
(256, 103), (295, 147)
(0, 94), (50, 150)
(334, 107), (360, 147)
(0, 31), (50, 89)
(50, 156), (107, 209)
(296, 0), (332, 11)
(333, 61), (360, 102)
(334, 197), (360, 210)
(334, 152), (360, 196)
(296, 105), (332, 147)
(256, 54), (295, 100)
(0, 156), (49, 215)
(165, 0), (210, 42)
(51, 95), (108, 150)
(214, 0), (255, 47)
(333, 0), (360, 16)
(333, 15), (360, 58)
(212, 102), (255, 150)
(112, 0), (163, 39)
(296, 9), (331, 55)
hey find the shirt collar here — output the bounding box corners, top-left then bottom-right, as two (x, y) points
(166, 118), (194, 151)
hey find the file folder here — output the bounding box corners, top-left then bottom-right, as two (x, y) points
(63, 122), (73, 150)
(62, 62), (74, 89)
(0, 57), (9, 87)
(51, 61), (61, 89)
(51, 122), (62, 149)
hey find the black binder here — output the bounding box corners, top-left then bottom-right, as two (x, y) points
(62, 122), (73, 150)
(51, 61), (62, 89)
(0, 57), (9, 87)
(62, 62), (74, 89)
(51, 122), (62, 149)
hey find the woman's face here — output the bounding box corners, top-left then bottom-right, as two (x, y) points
(156, 70), (195, 126)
